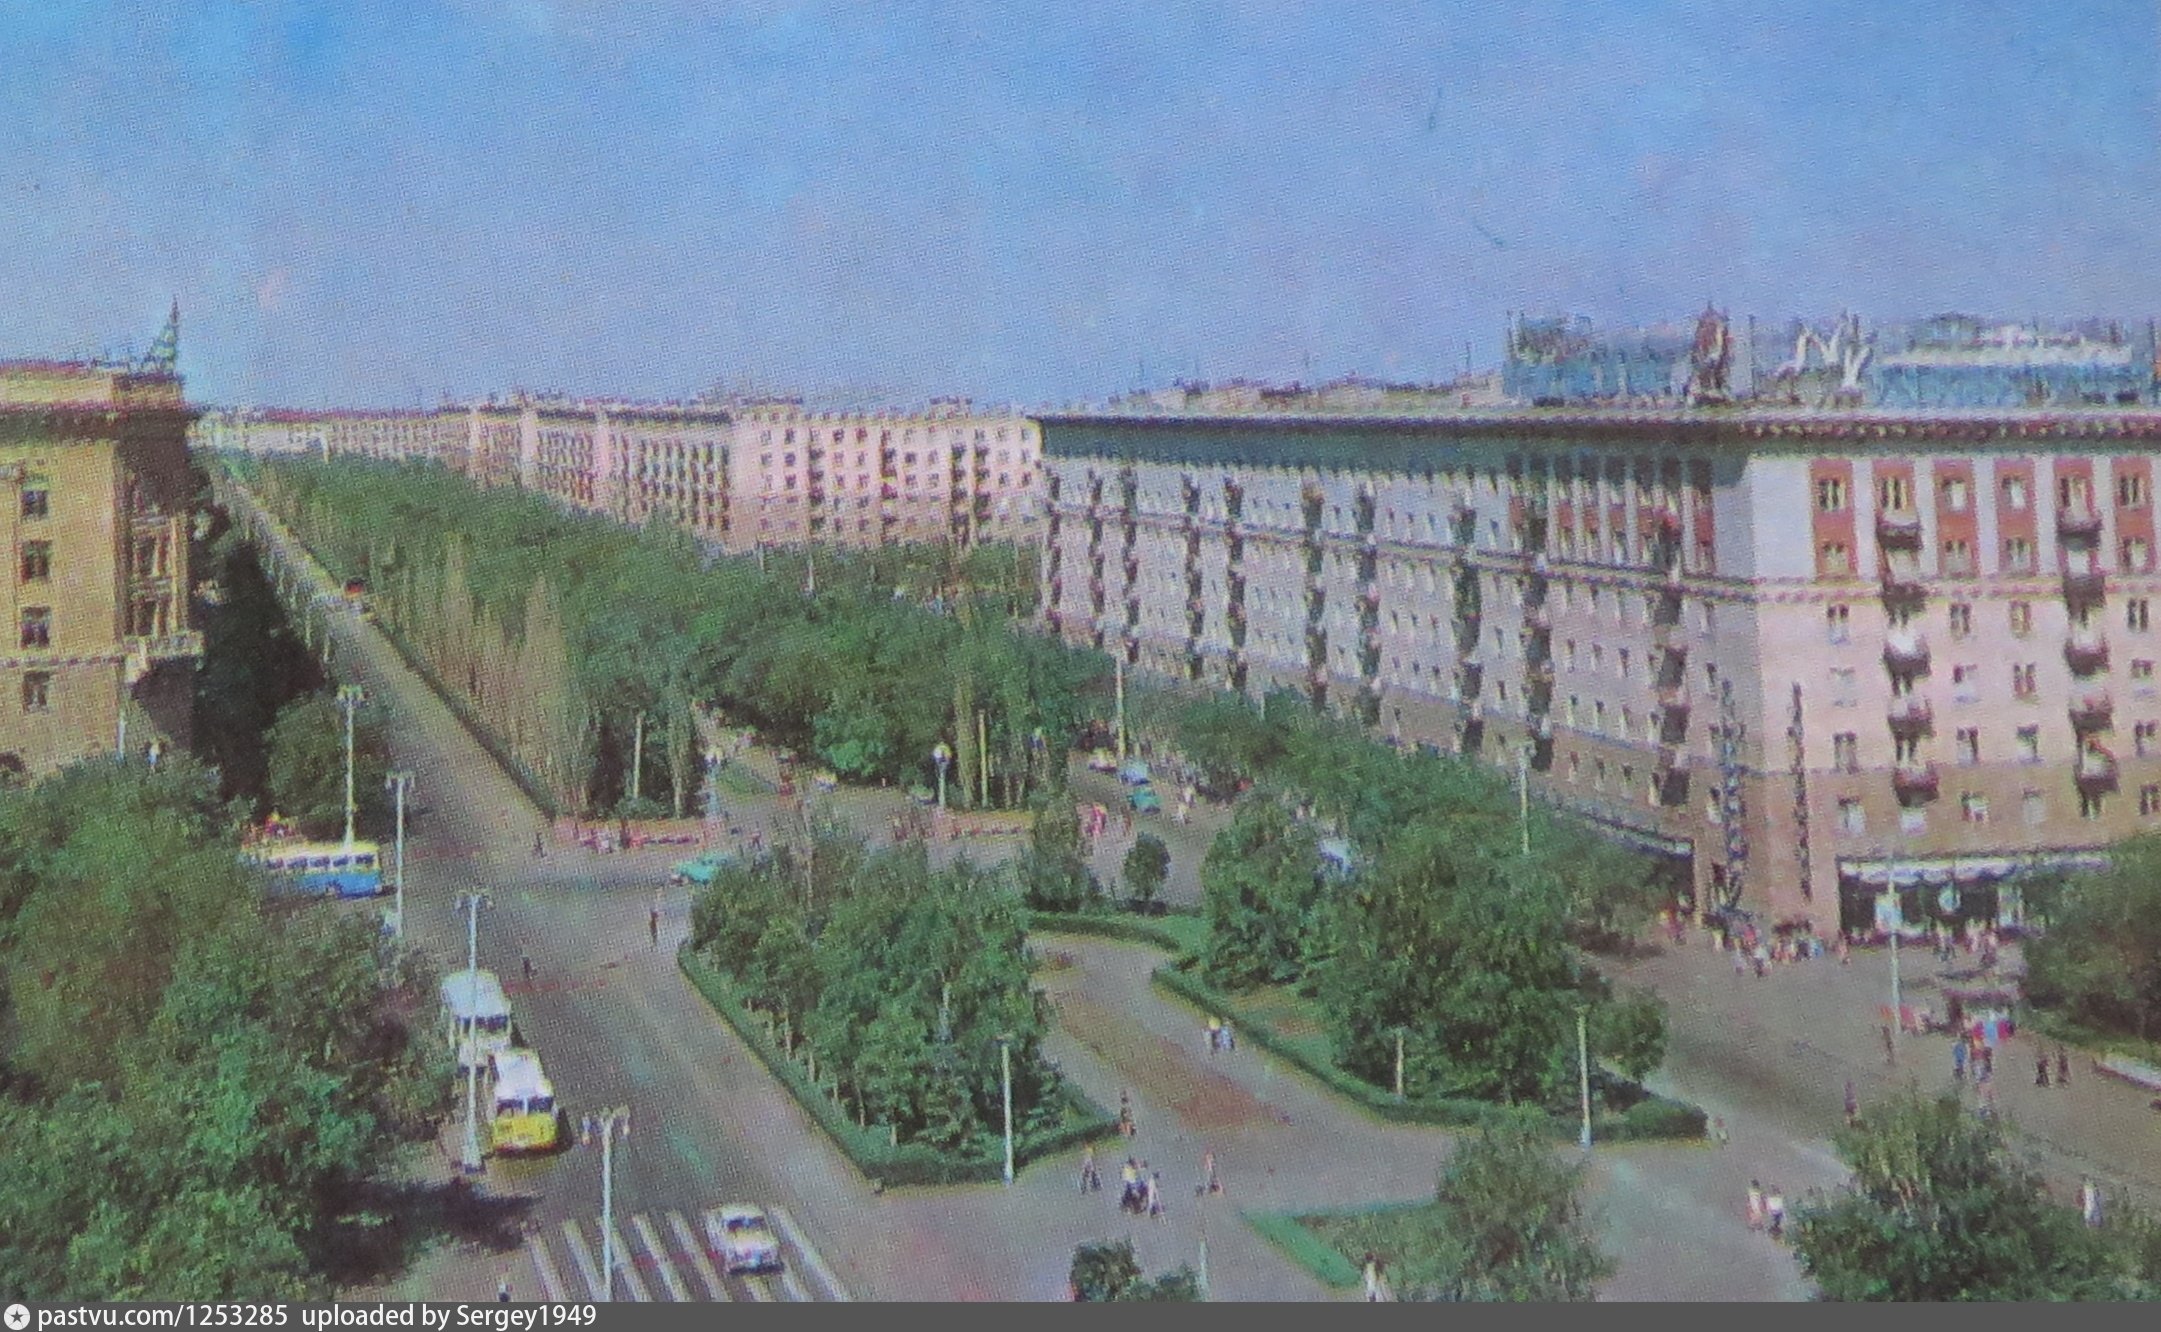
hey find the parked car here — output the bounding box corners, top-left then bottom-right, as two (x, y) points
(1117, 759), (1153, 786)
(1128, 785), (1163, 814)
(669, 848), (738, 887)
(1086, 748), (1119, 773)
(704, 1204), (782, 1275)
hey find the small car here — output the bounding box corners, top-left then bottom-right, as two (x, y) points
(1086, 748), (1119, 773)
(1128, 785), (1163, 814)
(668, 849), (738, 887)
(1117, 759), (1153, 786)
(704, 1204), (782, 1275)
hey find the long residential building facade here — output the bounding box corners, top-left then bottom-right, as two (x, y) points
(194, 399), (1043, 552)
(1038, 407), (2161, 933)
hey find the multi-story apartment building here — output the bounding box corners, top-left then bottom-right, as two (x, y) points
(195, 399), (1044, 553)
(1039, 404), (2161, 934)
(0, 356), (198, 780)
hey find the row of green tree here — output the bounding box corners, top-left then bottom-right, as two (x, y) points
(1130, 689), (1670, 1108)
(0, 759), (444, 1299)
(235, 456), (1095, 816)
(688, 822), (1060, 1154)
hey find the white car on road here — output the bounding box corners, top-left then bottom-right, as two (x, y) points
(705, 1204), (782, 1275)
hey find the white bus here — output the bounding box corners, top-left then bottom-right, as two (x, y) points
(440, 968), (514, 1072)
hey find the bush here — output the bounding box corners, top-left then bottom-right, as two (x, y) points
(1601, 1096), (1708, 1142)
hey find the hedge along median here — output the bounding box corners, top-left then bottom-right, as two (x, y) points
(1023, 906), (1209, 957)
(677, 943), (1116, 1188)
(1150, 957), (1707, 1142)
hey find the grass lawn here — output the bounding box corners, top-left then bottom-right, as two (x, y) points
(1245, 1202), (1436, 1291)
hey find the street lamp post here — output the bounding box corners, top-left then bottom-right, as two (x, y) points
(932, 743), (952, 812)
(596, 1106), (631, 1301)
(337, 684), (366, 849)
(997, 1033), (1015, 1186)
(454, 892), (487, 1173)
(1577, 1008), (1593, 1150)
(1517, 743), (1532, 857)
(703, 749), (722, 822)
(385, 770), (414, 943)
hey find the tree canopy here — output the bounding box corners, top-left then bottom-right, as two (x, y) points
(1794, 1088), (2159, 1301)
(2023, 834), (2161, 1043)
(0, 757), (444, 1300)
(263, 693), (393, 841)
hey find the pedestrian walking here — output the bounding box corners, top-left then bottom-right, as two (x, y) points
(1881, 1024), (1897, 1066)
(1119, 1159), (1140, 1212)
(1079, 1144), (1101, 1195)
(1843, 1079), (1859, 1126)
(1362, 1254), (1383, 1303)
(1221, 1019), (1235, 1052)
(2036, 1054), (2051, 1088)
(2082, 1178), (2104, 1228)
(1709, 1116), (1730, 1147)
(1206, 1016), (1222, 1055)
(499, 1273), (512, 1303)
(1734, 946), (1749, 978)
(1146, 1170), (1164, 1219)
(1980, 1044), (1994, 1081)
(534, 830), (545, 858)
(1837, 935), (1851, 966)
(2057, 1047), (2072, 1088)
(1952, 1037), (1968, 1082)
(1202, 1150), (1221, 1196)
(522, 953), (533, 987)
(581, 1114), (594, 1147)
(1765, 1187), (1787, 1242)
(1745, 1180), (1764, 1231)
(1118, 1091), (1136, 1138)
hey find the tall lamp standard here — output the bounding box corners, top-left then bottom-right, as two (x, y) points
(1577, 1008), (1593, 1151)
(995, 1033), (1015, 1186)
(703, 748), (722, 822)
(336, 684), (367, 850)
(595, 1106), (632, 1301)
(453, 892), (488, 1174)
(384, 770), (414, 943)
(932, 743), (952, 812)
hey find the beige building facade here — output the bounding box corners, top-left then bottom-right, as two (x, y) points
(0, 361), (198, 781)
(1040, 409), (2161, 932)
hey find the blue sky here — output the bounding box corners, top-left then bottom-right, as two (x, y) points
(0, 1), (2153, 408)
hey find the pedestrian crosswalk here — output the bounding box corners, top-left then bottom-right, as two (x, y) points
(524, 1205), (846, 1302)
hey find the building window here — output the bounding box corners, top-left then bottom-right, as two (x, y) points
(2131, 599), (2151, 633)
(2017, 725), (2042, 762)
(20, 672), (49, 712)
(2001, 538), (2034, 574)
(1833, 732), (1859, 772)
(2125, 538), (2153, 572)
(19, 541), (50, 583)
(1816, 478), (1847, 511)
(1960, 793), (1989, 824)
(18, 608), (49, 649)
(2121, 473), (2149, 507)
(1900, 807), (1928, 835)
(2136, 659), (2158, 684)
(1838, 798), (1865, 836)
(1951, 664), (1980, 703)
(1942, 477), (1970, 512)
(1947, 603), (1971, 638)
(2009, 601), (2033, 636)
(2024, 789), (2047, 825)
(1830, 667), (1857, 707)
(2004, 476), (2029, 510)
(1826, 604), (1851, 644)
(2080, 791), (2107, 821)
(1821, 542), (1851, 575)
(1955, 727), (1980, 765)
(2012, 663), (2038, 698)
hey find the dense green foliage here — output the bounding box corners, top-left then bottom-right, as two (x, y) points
(1013, 796), (1096, 911)
(191, 502), (326, 807)
(1175, 691), (1669, 1109)
(1300, 1110), (1615, 1301)
(239, 456), (1098, 814)
(1794, 1089), (2160, 1301)
(2024, 835), (2161, 1043)
(1121, 832), (1169, 904)
(1067, 1240), (1200, 1302)
(688, 829), (1062, 1153)
(263, 694), (393, 841)
(0, 759), (445, 1299)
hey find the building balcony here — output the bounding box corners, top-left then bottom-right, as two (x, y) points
(2058, 504), (2103, 541)
(1881, 553), (1927, 603)
(2076, 747), (2120, 791)
(1875, 508), (1922, 546)
(1883, 630), (1931, 672)
(1529, 714), (1553, 742)
(1886, 694), (1935, 737)
(1359, 581), (1381, 608)
(1457, 661), (1485, 696)
(1523, 660), (1555, 687)
(1892, 760), (1940, 799)
(2064, 563), (2106, 607)
(2065, 627), (2110, 675)
(1655, 744), (1689, 776)
(2070, 691), (2114, 733)
(1657, 684), (1691, 716)
(1523, 603), (1550, 632)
